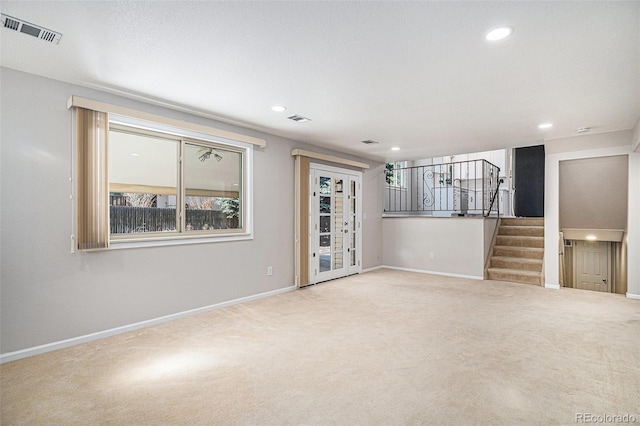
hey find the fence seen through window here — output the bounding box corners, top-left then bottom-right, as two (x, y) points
(108, 126), (243, 237)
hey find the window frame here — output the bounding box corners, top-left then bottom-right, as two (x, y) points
(95, 113), (253, 249)
(386, 161), (407, 189)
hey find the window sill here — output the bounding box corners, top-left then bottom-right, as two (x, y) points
(107, 232), (254, 250)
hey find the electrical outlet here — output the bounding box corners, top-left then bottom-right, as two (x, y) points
(267, 266), (273, 276)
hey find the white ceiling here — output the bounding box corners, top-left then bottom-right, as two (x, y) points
(1, 1), (639, 162)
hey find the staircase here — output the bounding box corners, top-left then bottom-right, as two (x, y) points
(486, 218), (544, 285)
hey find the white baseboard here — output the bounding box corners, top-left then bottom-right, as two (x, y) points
(545, 283), (561, 290)
(361, 265), (384, 273)
(0, 285), (297, 364)
(626, 293), (640, 300)
(381, 265), (483, 281)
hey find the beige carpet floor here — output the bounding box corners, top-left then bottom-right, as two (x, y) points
(1, 269), (639, 425)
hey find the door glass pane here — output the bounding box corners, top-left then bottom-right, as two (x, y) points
(319, 235), (331, 272)
(351, 180), (356, 196)
(351, 250), (356, 266)
(335, 195), (343, 214)
(320, 216), (331, 232)
(334, 179), (343, 194)
(351, 198), (356, 214)
(333, 252), (343, 269)
(319, 177), (331, 194)
(334, 216), (343, 233)
(334, 232), (343, 251)
(320, 253), (331, 272)
(320, 196), (331, 213)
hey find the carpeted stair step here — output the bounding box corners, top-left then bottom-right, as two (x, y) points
(492, 245), (544, 259)
(498, 225), (544, 237)
(495, 235), (544, 248)
(501, 218), (544, 227)
(490, 256), (543, 271)
(485, 217), (545, 286)
(486, 267), (541, 285)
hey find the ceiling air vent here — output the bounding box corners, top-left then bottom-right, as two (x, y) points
(1, 14), (62, 44)
(287, 114), (311, 123)
(361, 140), (380, 145)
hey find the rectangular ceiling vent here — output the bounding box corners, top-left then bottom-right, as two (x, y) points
(361, 139), (380, 145)
(1, 14), (62, 44)
(287, 114), (311, 123)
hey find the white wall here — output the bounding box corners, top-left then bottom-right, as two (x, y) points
(544, 130), (639, 297)
(559, 155), (628, 230)
(633, 118), (640, 152)
(627, 152), (640, 297)
(484, 218), (498, 259)
(382, 217), (497, 279)
(0, 68), (383, 356)
(629, 121), (640, 297)
(363, 163), (385, 268)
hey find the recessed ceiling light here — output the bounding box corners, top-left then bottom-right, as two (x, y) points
(585, 235), (597, 241)
(576, 127), (591, 133)
(271, 105), (286, 112)
(391, 147), (400, 151)
(131, 153), (140, 157)
(485, 26), (513, 41)
(538, 123), (553, 129)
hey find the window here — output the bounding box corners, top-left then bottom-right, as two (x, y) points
(385, 161), (407, 188)
(72, 99), (257, 250)
(108, 124), (245, 240)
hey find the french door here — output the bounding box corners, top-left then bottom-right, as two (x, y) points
(309, 164), (362, 284)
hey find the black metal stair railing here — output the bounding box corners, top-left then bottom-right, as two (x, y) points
(384, 159), (502, 217)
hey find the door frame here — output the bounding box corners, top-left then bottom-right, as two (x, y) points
(292, 150), (369, 288)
